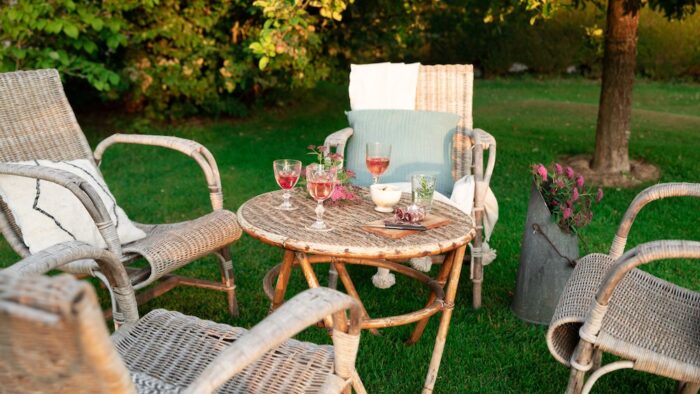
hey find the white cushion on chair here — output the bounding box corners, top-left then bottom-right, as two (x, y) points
(0, 159), (146, 253)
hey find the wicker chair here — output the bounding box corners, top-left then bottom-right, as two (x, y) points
(547, 183), (700, 394)
(0, 69), (242, 322)
(0, 241), (366, 394)
(325, 64), (496, 308)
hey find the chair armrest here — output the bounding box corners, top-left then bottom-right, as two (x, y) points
(324, 127), (354, 157)
(578, 240), (700, 341)
(469, 129), (496, 213)
(94, 134), (224, 210)
(0, 163), (121, 256)
(2, 241), (138, 324)
(609, 183), (700, 258)
(184, 287), (362, 394)
(472, 128), (496, 149)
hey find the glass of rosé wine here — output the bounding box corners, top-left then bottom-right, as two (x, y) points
(273, 159), (302, 210)
(366, 142), (391, 184)
(305, 163), (337, 231)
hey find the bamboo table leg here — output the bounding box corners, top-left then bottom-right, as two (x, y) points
(297, 252), (334, 328)
(270, 249), (295, 312)
(333, 260), (380, 336)
(407, 250), (456, 345)
(422, 245), (467, 394)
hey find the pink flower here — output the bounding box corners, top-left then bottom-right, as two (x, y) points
(307, 144), (316, 150)
(556, 179), (565, 189)
(596, 188), (604, 202)
(565, 166), (574, 179)
(563, 207), (572, 219)
(345, 169), (356, 178)
(576, 175), (584, 188)
(329, 152), (343, 161)
(571, 187), (579, 201)
(536, 164), (548, 179)
(554, 163), (563, 175)
(317, 145), (328, 153)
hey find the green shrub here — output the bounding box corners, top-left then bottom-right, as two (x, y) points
(0, 0), (347, 118)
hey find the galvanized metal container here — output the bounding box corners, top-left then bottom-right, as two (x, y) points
(512, 182), (579, 325)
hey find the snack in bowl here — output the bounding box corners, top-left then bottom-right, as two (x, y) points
(370, 184), (402, 212)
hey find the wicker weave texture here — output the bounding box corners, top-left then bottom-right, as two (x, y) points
(114, 309), (335, 393)
(0, 274), (135, 393)
(415, 65), (474, 181)
(0, 69), (243, 314)
(126, 210), (242, 288)
(0, 69), (94, 163)
(237, 188), (473, 259)
(548, 252), (700, 383)
(1, 263), (364, 394)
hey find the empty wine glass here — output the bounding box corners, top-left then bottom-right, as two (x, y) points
(273, 159), (302, 210)
(305, 163), (337, 231)
(366, 142), (391, 184)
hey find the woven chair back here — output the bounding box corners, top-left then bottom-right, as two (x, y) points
(0, 69), (94, 163)
(415, 65), (474, 179)
(0, 273), (135, 393)
(0, 69), (95, 255)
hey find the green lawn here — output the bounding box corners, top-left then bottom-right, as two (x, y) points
(2, 77), (699, 393)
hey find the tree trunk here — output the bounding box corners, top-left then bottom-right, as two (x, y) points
(591, 0), (640, 174)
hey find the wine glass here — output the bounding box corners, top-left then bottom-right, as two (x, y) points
(366, 142), (391, 184)
(305, 163), (337, 231)
(273, 159), (302, 210)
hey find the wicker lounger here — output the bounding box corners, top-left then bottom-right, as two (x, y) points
(0, 69), (242, 322)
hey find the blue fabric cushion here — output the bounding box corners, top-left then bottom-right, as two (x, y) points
(345, 110), (460, 196)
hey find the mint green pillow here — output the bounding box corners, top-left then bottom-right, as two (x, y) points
(345, 110), (460, 196)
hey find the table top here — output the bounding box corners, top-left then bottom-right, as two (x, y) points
(237, 188), (475, 259)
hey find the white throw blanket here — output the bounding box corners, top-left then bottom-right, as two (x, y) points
(348, 63), (498, 288)
(349, 62), (420, 110)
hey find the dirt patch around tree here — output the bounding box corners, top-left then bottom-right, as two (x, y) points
(560, 154), (661, 188)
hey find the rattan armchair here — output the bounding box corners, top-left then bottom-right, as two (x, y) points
(0, 69), (242, 322)
(547, 183), (700, 394)
(0, 241), (366, 393)
(325, 64), (496, 309)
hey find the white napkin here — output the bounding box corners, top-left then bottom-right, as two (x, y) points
(349, 62), (420, 110)
(370, 179), (498, 284)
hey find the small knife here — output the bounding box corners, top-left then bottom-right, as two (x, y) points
(364, 223), (428, 231)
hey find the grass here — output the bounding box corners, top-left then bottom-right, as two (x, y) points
(2, 77), (700, 393)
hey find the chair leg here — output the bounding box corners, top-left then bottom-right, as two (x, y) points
(471, 258), (483, 310)
(216, 246), (239, 318)
(566, 368), (586, 394)
(94, 271), (121, 329)
(566, 341), (596, 394)
(677, 382), (700, 394)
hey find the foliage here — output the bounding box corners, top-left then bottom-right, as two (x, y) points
(532, 163), (603, 234)
(0, 0), (352, 117)
(0, 0), (125, 93)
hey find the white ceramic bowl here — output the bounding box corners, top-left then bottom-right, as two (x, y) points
(370, 184), (402, 213)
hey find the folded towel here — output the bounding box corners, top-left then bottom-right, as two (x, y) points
(349, 62), (420, 110)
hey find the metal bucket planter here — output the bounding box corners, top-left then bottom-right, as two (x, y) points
(512, 182), (579, 325)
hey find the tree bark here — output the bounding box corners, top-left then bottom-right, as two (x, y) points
(591, 0), (640, 174)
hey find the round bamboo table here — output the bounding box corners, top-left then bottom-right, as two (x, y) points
(237, 188), (475, 394)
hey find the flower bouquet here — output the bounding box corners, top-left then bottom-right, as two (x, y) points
(303, 144), (360, 204)
(532, 163), (604, 234)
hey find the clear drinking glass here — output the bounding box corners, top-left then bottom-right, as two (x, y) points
(273, 159), (302, 210)
(365, 142), (391, 184)
(411, 174), (437, 213)
(305, 163), (337, 231)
